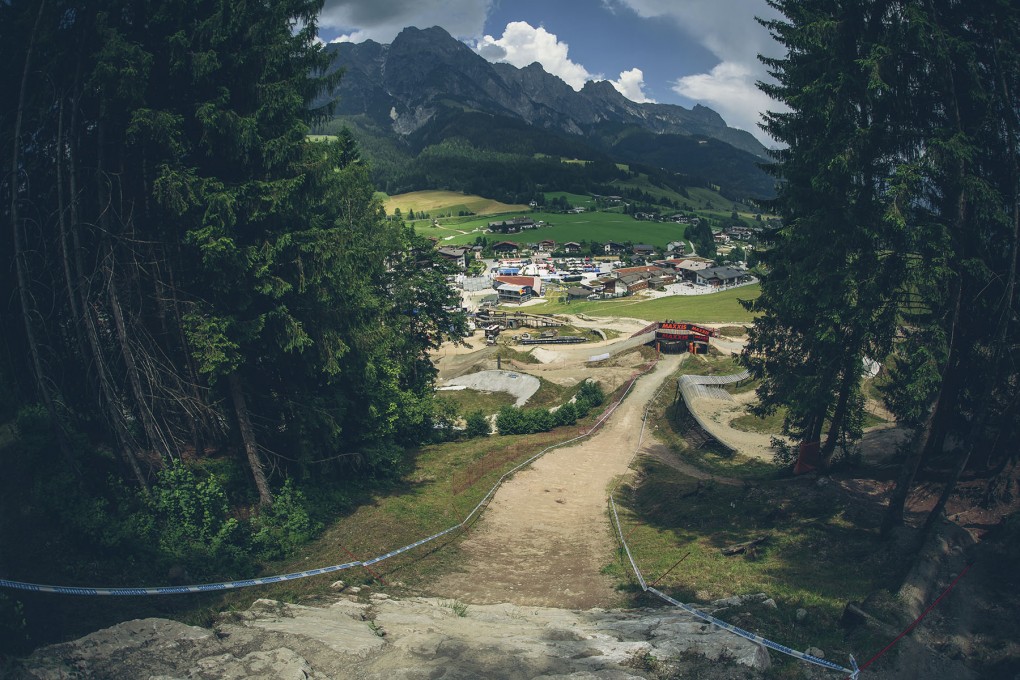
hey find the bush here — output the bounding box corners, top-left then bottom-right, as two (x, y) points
(465, 410), (491, 438)
(553, 401), (577, 427)
(145, 462), (247, 574)
(251, 479), (320, 560)
(496, 405), (525, 434)
(574, 380), (605, 417)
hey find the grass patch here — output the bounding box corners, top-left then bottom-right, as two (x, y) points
(731, 409), (786, 435)
(608, 460), (898, 661)
(716, 325), (749, 337)
(525, 286), (760, 324)
(381, 190), (528, 218)
(437, 389), (516, 415)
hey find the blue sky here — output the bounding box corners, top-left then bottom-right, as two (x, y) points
(316, 0), (785, 146)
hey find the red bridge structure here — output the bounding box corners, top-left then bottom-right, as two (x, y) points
(650, 320), (718, 354)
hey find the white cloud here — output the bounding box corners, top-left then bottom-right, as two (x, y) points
(614, 0), (784, 144)
(318, 0), (491, 43)
(610, 68), (655, 104)
(473, 21), (595, 91)
(673, 62), (778, 142)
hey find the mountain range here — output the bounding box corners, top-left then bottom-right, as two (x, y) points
(318, 26), (776, 200)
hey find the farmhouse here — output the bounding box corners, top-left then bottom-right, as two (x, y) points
(563, 241), (582, 254)
(632, 244), (657, 257)
(536, 239), (556, 252)
(604, 241), (627, 255)
(666, 241), (686, 255)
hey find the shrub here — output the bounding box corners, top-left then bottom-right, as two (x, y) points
(251, 479), (320, 560)
(145, 461), (246, 574)
(465, 410), (491, 438)
(553, 401), (577, 427)
(574, 380), (605, 417)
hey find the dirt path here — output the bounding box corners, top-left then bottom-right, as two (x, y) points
(431, 354), (684, 609)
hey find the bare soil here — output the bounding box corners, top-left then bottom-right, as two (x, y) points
(430, 354), (684, 609)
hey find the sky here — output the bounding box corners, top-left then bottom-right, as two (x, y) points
(315, 0), (787, 147)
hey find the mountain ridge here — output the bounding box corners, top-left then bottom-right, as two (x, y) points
(317, 26), (775, 200)
(322, 25), (769, 159)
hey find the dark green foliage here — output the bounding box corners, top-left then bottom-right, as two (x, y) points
(574, 380), (606, 417)
(495, 381), (604, 435)
(748, 0), (1020, 533)
(251, 479), (320, 560)
(464, 410), (492, 438)
(145, 463), (245, 571)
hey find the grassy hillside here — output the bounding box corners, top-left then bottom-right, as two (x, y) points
(414, 210), (688, 250)
(380, 190), (528, 217)
(526, 285), (761, 323)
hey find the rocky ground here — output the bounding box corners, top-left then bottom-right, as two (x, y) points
(8, 316), (1018, 679)
(10, 594), (772, 680)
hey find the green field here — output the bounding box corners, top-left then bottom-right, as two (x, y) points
(416, 210), (688, 250)
(522, 285), (760, 324)
(379, 190), (528, 218)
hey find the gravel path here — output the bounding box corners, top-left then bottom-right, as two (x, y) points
(431, 355), (684, 609)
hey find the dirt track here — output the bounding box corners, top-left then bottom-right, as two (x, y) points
(431, 354), (684, 609)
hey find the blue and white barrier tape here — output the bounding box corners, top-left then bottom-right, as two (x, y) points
(0, 362), (656, 598)
(606, 360), (860, 678)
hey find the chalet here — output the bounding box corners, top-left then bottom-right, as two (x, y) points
(436, 246), (469, 270)
(604, 241), (627, 255)
(713, 233), (731, 244)
(568, 207), (586, 214)
(537, 239), (556, 252)
(563, 241), (582, 254)
(496, 283), (533, 304)
(494, 275), (543, 296)
(695, 266), (750, 288)
(666, 241), (686, 255)
(492, 241), (519, 255)
(633, 212), (656, 221)
(632, 244), (657, 257)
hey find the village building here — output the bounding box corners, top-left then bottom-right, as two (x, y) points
(488, 217), (536, 233)
(695, 266), (751, 288)
(496, 283), (533, 304)
(536, 239), (556, 252)
(492, 241), (519, 256)
(666, 240), (686, 255)
(604, 241), (627, 255)
(669, 258), (714, 282)
(563, 241), (582, 254)
(632, 244), (657, 257)
(493, 275), (543, 297)
(436, 246), (470, 270)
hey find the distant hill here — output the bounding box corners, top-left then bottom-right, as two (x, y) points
(316, 26), (776, 201)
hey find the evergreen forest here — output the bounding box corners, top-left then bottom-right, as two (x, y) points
(744, 0), (1020, 535)
(0, 0), (467, 640)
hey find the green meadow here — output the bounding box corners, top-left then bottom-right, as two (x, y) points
(523, 285), (760, 324)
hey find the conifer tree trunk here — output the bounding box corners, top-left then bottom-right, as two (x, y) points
(9, 0), (73, 460)
(228, 372), (273, 506)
